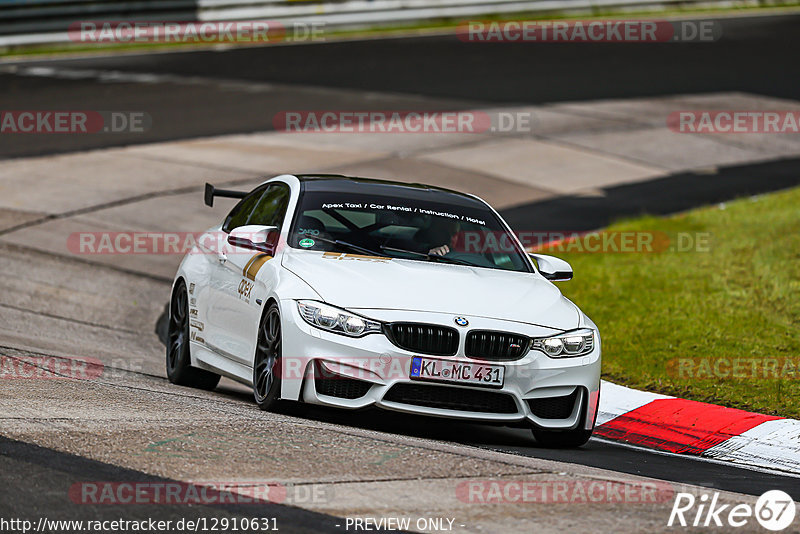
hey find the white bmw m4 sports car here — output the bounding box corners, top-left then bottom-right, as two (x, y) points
(167, 174), (601, 447)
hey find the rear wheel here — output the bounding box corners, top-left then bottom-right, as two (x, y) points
(253, 303), (282, 411)
(532, 428), (593, 448)
(166, 280), (220, 390)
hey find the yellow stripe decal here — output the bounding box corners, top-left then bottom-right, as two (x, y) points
(244, 254), (272, 281)
(242, 255), (259, 276)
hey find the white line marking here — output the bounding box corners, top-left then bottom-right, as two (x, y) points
(704, 419), (800, 474)
(593, 437), (800, 479)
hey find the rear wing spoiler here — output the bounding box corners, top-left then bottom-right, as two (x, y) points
(204, 183), (247, 207)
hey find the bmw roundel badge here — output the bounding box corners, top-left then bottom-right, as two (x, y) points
(454, 316), (469, 327)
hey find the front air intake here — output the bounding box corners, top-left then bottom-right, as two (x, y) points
(314, 362), (373, 399)
(384, 383), (518, 414)
(526, 389), (580, 419)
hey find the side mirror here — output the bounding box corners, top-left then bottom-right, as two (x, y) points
(228, 225), (278, 254)
(529, 253), (573, 281)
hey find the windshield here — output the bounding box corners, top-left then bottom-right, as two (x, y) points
(288, 187), (532, 273)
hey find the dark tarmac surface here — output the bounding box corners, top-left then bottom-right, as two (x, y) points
(2, 11), (799, 529)
(0, 436), (349, 532)
(2, 13), (799, 159)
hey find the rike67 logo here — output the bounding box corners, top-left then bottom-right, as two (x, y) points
(669, 490), (796, 531)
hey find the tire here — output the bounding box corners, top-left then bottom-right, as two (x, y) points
(166, 280), (220, 390)
(532, 428), (593, 448)
(253, 302), (282, 411)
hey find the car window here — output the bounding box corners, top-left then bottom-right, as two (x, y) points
(338, 209), (376, 228)
(303, 209), (348, 231)
(222, 185), (267, 233)
(288, 189), (531, 273)
(247, 183), (291, 230)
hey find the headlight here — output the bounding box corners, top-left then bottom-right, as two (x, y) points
(297, 300), (383, 337)
(532, 328), (595, 358)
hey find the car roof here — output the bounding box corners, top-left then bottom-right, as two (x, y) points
(294, 174), (477, 199)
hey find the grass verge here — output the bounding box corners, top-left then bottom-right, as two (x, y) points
(2, 3), (800, 59)
(548, 186), (800, 417)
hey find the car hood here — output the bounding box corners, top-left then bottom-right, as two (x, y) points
(281, 250), (579, 330)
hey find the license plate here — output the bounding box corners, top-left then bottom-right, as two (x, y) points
(409, 356), (504, 388)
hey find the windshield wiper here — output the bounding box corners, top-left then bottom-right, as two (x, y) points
(379, 245), (474, 267)
(309, 236), (385, 257)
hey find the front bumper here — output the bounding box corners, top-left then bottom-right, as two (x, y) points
(279, 301), (601, 430)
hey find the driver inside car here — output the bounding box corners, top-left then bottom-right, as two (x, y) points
(421, 219), (461, 256)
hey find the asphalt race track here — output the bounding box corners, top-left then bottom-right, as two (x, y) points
(2, 11), (800, 532)
(2, 13), (800, 159)
(236, 401), (800, 501)
(0, 436), (345, 533)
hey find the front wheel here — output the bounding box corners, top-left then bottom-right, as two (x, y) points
(253, 303), (282, 411)
(166, 280), (220, 390)
(532, 428), (593, 448)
